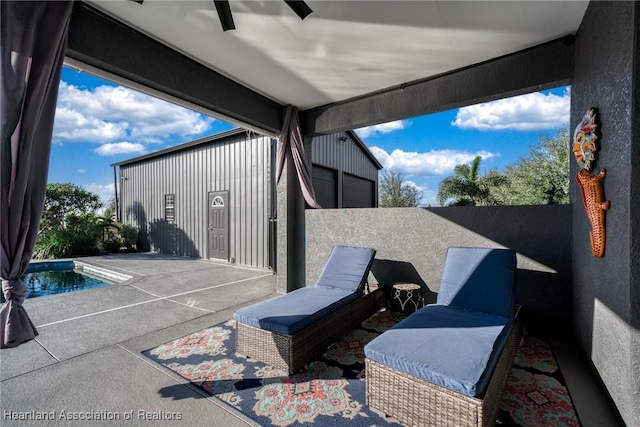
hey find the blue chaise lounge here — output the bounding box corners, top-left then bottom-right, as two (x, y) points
(234, 245), (380, 373)
(364, 247), (522, 427)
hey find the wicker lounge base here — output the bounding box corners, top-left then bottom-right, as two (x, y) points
(236, 287), (382, 374)
(365, 309), (522, 427)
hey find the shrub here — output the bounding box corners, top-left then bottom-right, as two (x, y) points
(118, 224), (138, 250)
(34, 214), (102, 259)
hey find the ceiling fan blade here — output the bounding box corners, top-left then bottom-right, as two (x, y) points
(128, 0), (309, 30)
(284, 1), (313, 20)
(214, 0), (236, 31)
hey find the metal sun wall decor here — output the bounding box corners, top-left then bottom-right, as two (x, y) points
(573, 108), (610, 258)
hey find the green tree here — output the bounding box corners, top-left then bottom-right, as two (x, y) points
(437, 156), (508, 206)
(379, 170), (422, 207)
(34, 184), (103, 259)
(502, 129), (570, 205)
(40, 183), (102, 232)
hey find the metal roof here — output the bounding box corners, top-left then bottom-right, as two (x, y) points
(111, 128), (382, 170)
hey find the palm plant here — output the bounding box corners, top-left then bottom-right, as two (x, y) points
(437, 156), (507, 206)
(34, 213), (102, 259)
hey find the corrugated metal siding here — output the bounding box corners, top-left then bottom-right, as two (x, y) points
(311, 132), (379, 181)
(119, 133), (272, 269)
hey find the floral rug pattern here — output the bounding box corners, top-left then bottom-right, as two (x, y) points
(497, 337), (581, 427)
(144, 313), (580, 427)
(150, 325), (231, 360)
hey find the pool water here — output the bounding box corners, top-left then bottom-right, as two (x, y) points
(0, 261), (113, 303)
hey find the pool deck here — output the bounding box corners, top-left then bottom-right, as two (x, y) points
(1, 253), (278, 427)
(0, 253), (620, 426)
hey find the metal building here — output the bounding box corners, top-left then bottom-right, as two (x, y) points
(311, 132), (382, 208)
(112, 129), (381, 269)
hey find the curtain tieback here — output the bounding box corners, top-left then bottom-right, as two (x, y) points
(1, 279), (26, 303)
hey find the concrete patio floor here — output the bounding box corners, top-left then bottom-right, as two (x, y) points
(1, 253), (277, 427)
(0, 253), (620, 426)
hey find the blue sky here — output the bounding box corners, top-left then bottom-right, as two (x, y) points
(50, 65), (570, 206)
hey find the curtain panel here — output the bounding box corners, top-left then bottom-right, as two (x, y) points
(1, 1), (74, 348)
(275, 105), (322, 209)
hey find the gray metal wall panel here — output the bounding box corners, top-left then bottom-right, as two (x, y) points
(119, 133), (271, 269)
(311, 132), (379, 181)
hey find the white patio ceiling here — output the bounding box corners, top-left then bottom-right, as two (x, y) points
(87, 0), (589, 111)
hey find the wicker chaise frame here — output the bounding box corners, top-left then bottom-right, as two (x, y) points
(236, 287), (382, 374)
(366, 307), (522, 427)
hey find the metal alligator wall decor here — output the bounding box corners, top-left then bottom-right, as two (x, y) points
(573, 108), (610, 257)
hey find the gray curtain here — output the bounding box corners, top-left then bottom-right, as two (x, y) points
(275, 105), (322, 208)
(1, 1), (74, 348)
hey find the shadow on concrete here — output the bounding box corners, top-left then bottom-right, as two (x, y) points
(158, 384), (208, 401)
(93, 253), (199, 261)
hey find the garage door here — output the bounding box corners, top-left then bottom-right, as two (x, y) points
(312, 165), (337, 208)
(343, 173), (375, 208)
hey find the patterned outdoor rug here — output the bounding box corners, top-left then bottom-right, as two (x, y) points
(143, 310), (580, 427)
(497, 336), (581, 426)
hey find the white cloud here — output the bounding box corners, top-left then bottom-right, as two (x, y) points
(53, 81), (215, 145)
(370, 146), (498, 176)
(54, 107), (128, 142)
(77, 169), (87, 174)
(404, 180), (425, 193)
(85, 183), (115, 205)
(354, 120), (408, 138)
(94, 142), (146, 156)
(451, 89), (570, 131)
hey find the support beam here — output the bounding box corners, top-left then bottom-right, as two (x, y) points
(66, 2), (282, 135)
(276, 140), (308, 293)
(300, 37), (574, 136)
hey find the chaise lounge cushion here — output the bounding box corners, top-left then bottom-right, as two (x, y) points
(364, 305), (512, 398)
(315, 246), (376, 296)
(233, 286), (356, 335)
(234, 245), (376, 336)
(438, 247), (516, 318)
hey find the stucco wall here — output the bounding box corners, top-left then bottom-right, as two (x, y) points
(571, 2), (639, 425)
(306, 205), (572, 336)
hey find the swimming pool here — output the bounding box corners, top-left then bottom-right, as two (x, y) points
(1, 260), (132, 302)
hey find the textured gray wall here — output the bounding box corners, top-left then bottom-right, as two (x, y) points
(306, 205), (572, 336)
(571, 2), (639, 425)
(633, 5), (640, 425)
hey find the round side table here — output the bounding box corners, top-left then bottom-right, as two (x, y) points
(391, 282), (425, 314)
